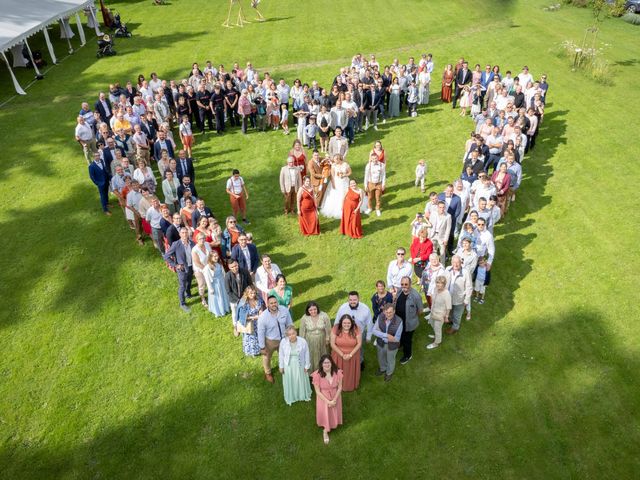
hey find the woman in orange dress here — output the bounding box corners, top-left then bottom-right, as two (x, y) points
(289, 139), (307, 178)
(441, 64), (454, 103)
(297, 176), (320, 236)
(340, 179), (363, 239)
(330, 314), (362, 392)
(370, 140), (386, 164)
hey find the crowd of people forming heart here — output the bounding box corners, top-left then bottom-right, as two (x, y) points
(74, 51), (548, 444)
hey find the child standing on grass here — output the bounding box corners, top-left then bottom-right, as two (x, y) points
(410, 212), (431, 239)
(267, 97), (280, 130)
(305, 116), (318, 151)
(407, 80), (418, 117)
(459, 85), (471, 117)
(415, 159), (427, 192)
(179, 115), (194, 158)
(280, 103), (290, 135)
(473, 256), (489, 304)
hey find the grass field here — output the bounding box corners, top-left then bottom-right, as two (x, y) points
(1, 0), (639, 478)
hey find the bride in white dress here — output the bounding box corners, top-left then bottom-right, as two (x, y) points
(320, 154), (351, 219)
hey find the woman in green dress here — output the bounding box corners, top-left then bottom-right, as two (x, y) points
(279, 325), (312, 405)
(299, 301), (332, 375)
(269, 274), (293, 309)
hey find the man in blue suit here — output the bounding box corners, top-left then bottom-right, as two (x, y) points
(153, 130), (174, 160)
(163, 227), (195, 312)
(230, 233), (260, 274)
(175, 149), (196, 183)
(101, 137), (125, 173)
(438, 184), (461, 255)
(94, 92), (112, 123)
(88, 152), (112, 215)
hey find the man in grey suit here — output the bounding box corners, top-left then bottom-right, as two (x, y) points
(163, 228), (195, 312)
(428, 201), (452, 264)
(279, 157), (302, 215)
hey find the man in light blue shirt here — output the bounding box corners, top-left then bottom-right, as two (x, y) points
(258, 296), (292, 383)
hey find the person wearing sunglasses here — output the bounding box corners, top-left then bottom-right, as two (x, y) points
(386, 248), (413, 298)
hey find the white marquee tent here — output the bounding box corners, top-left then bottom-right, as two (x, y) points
(0, 0), (101, 95)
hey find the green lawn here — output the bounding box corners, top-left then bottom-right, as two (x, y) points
(1, 0), (639, 478)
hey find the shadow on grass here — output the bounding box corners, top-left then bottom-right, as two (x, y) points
(1, 308), (638, 478)
(0, 183), (151, 328)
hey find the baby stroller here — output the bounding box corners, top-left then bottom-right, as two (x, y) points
(112, 12), (132, 38)
(97, 35), (116, 58)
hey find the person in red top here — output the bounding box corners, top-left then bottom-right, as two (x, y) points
(491, 162), (512, 216)
(297, 176), (320, 236)
(410, 226), (433, 279)
(370, 140), (385, 164)
(340, 179), (364, 239)
(288, 139), (307, 178)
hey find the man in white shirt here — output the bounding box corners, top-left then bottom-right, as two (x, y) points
(258, 296), (293, 383)
(145, 197), (165, 254)
(226, 169), (250, 223)
(518, 66), (533, 88)
(386, 248), (413, 296)
(335, 291), (373, 368)
(132, 124), (150, 163)
(330, 100), (348, 131)
(126, 181), (144, 245)
(148, 72), (163, 93)
(342, 93), (358, 144)
(424, 191), (439, 220)
(364, 152), (386, 216)
(276, 79), (290, 109)
(244, 61), (256, 84)
(75, 116), (96, 164)
(474, 219), (495, 270)
(485, 126), (503, 173)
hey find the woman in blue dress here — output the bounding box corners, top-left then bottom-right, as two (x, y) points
(236, 285), (264, 356)
(202, 250), (230, 317)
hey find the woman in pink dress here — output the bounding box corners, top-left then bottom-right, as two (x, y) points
(312, 354), (343, 445)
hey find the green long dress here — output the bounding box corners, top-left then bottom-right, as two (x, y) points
(283, 341), (312, 406)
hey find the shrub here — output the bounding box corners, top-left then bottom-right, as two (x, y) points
(562, 0), (588, 7)
(622, 12), (640, 24)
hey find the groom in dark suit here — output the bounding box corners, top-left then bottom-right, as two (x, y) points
(452, 61), (472, 109)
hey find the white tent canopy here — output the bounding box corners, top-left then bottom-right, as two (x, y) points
(0, 0), (98, 96)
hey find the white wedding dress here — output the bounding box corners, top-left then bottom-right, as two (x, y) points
(320, 162), (350, 219)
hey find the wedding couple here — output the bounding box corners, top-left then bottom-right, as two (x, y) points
(318, 151), (386, 219)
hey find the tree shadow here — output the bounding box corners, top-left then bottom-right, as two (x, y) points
(2, 308), (637, 478)
(0, 184), (144, 329)
(364, 214), (410, 235)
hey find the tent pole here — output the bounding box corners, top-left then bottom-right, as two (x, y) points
(1, 51), (27, 94)
(23, 38), (44, 79)
(75, 13), (86, 46)
(42, 28), (58, 64)
(88, 6), (103, 35)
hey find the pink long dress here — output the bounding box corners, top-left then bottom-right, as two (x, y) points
(312, 369), (344, 432)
